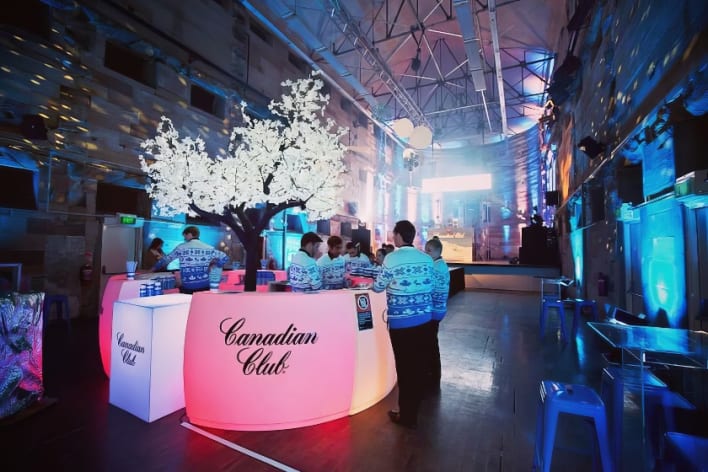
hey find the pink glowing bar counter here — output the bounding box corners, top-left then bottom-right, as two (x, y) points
(183, 289), (396, 430)
(99, 270), (287, 377)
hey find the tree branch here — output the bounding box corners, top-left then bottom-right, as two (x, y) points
(188, 203), (223, 226)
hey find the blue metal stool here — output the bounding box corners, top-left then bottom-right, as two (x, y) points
(571, 299), (599, 337)
(43, 294), (71, 334)
(540, 299), (567, 342)
(664, 432), (708, 472)
(600, 366), (696, 470)
(533, 380), (613, 472)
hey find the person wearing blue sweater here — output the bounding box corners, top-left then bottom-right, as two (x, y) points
(424, 236), (450, 392)
(373, 220), (434, 429)
(317, 235), (345, 289)
(289, 232), (323, 292)
(343, 241), (371, 276)
(152, 226), (229, 294)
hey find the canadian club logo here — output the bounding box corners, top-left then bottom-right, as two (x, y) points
(219, 317), (318, 376)
(116, 332), (145, 366)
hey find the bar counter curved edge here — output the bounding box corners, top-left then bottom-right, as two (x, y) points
(183, 290), (396, 431)
(99, 271), (287, 377)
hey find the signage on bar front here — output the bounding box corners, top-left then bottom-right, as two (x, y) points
(355, 293), (373, 331)
(115, 332), (145, 366)
(219, 317), (319, 375)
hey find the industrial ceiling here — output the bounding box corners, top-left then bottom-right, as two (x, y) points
(243, 0), (568, 146)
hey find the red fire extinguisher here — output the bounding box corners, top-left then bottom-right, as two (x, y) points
(597, 272), (608, 297)
(80, 252), (94, 287)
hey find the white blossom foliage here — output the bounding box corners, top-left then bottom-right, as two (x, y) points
(139, 74), (348, 221)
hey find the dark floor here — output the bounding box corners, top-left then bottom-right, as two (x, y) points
(1, 290), (702, 471)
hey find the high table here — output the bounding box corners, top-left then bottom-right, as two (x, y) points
(588, 322), (708, 467)
(536, 276), (574, 303)
(183, 289), (396, 431)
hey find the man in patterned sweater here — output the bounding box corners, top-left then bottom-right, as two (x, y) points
(424, 236), (450, 392)
(289, 232), (323, 292)
(373, 220), (434, 429)
(343, 241), (371, 276)
(152, 226), (229, 294)
(317, 235), (345, 290)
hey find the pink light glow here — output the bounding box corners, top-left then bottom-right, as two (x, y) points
(184, 290), (395, 431)
(99, 271), (288, 377)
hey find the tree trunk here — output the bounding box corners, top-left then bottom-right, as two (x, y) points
(241, 233), (261, 292)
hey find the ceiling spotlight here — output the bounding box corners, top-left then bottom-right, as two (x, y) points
(577, 136), (606, 159)
(411, 48), (421, 72)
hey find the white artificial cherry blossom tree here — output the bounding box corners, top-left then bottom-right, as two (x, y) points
(139, 74), (348, 291)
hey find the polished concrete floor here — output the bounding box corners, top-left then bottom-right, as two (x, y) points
(1, 289), (700, 471)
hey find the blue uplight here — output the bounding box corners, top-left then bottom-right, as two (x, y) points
(639, 197), (686, 328)
(570, 229), (584, 287)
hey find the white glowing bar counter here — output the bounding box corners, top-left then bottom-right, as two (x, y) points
(99, 270), (287, 377)
(109, 294), (192, 422)
(183, 289), (396, 430)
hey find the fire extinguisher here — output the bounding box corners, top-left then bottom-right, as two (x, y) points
(80, 252), (94, 287)
(597, 272), (608, 297)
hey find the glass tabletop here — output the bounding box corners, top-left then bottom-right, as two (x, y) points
(588, 322), (708, 369)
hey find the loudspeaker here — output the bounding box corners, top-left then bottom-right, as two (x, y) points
(589, 186), (605, 222)
(20, 114), (47, 140)
(340, 222), (352, 238)
(673, 113), (708, 178)
(351, 228), (371, 255)
(316, 219), (330, 235)
(545, 190), (559, 206)
(578, 136), (605, 159)
(616, 164), (643, 204)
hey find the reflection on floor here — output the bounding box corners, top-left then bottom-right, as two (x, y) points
(2, 290), (704, 471)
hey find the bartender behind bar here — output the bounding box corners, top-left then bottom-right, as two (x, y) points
(289, 232), (323, 292)
(152, 226), (229, 294)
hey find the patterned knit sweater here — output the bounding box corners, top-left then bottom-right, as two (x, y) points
(153, 239), (229, 291)
(317, 253), (346, 290)
(372, 246), (434, 329)
(343, 253), (371, 275)
(289, 249), (323, 292)
(431, 257), (450, 320)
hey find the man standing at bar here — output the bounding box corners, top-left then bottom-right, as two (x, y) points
(317, 235), (345, 290)
(372, 220), (434, 429)
(152, 226), (229, 294)
(424, 236), (450, 392)
(289, 232), (323, 292)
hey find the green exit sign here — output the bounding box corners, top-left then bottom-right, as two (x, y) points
(120, 215), (137, 225)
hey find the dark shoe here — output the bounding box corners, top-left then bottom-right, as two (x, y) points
(388, 410), (417, 429)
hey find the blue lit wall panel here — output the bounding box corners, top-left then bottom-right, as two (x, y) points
(641, 135), (675, 199)
(639, 197), (686, 328)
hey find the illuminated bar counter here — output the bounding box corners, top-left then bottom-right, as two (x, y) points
(99, 270), (287, 377)
(183, 289), (396, 431)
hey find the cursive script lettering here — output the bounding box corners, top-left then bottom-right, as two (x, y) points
(116, 332), (143, 366)
(116, 332), (145, 353)
(237, 348), (291, 375)
(220, 317), (318, 346)
(220, 317), (317, 376)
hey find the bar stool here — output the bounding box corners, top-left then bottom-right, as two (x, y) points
(533, 380), (613, 472)
(540, 299), (567, 342)
(600, 366), (696, 469)
(43, 294), (71, 334)
(571, 299), (599, 337)
(663, 432), (708, 471)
